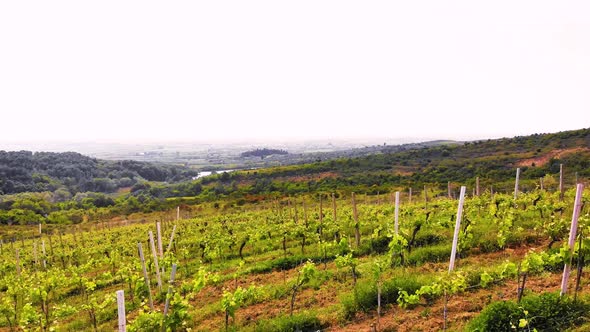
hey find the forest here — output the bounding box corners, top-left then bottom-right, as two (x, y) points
(0, 151), (197, 195)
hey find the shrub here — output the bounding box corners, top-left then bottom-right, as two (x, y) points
(407, 244), (451, 265)
(340, 275), (424, 320)
(411, 232), (446, 247)
(468, 292), (590, 331)
(254, 311), (323, 332)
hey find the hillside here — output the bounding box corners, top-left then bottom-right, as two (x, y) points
(0, 128), (588, 227)
(0, 129), (590, 331)
(136, 128), (589, 202)
(0, 151), (197, 195)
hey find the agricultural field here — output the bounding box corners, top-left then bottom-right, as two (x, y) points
(0, 181), (589, 331)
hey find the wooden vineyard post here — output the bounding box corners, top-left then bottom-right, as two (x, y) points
(162, 263), (178, 330)
(116, 290), (126, 332)
(560, 183), (584, 296)
(408, 187), (412, 204)
(332, 193), (339, 241)
(39, 223), (42, 235)
(448, 181), (452, 199)
(138, 243), (154, 310)
(33, 241), (39, 267)
(514, 168), (520, 200)
(352, 193), (360, 248)
(424, 185), (428, 206)
(156, 222), (163, 258)
(559, 164), (564, 201)
(293, 198), (298, 223)
(331, 193), (337, 222)
(575, 231), (584, 301)
(42, 239), (47, 269)
(476, 177), (480, 196)
(166, 225), (177, 254)
(445, 185), (466, 330)
(540, 177), (544, 191)
(15, 249), (21, 277)
(149, 231), (163, 291)
(79, 227), (86, 247)
(449, 186), (467, 272)
(302, 200), (308, 226)
(319, 195), (323, 237)
(394, 191), (400, 235)
(176, 206), (180, 221)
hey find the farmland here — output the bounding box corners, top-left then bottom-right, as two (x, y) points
(0, 129), (589, 331)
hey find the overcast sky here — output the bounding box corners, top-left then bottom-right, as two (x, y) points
(1, 1), (588, 144)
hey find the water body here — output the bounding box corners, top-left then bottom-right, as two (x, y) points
(192, 169), (235, 180)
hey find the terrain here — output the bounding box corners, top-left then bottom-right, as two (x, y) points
(0, 128), (589, 331)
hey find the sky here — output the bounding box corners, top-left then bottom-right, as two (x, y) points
(0, 1), (589, 144)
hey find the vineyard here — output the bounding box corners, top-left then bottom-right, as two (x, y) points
(0, 174), (589, 331)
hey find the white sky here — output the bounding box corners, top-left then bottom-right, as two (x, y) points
(1, 1), (589, 143)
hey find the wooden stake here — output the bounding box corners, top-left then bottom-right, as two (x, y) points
(319, 195), (323, 237)
(448, 181), (452, 199)
(540, 177), (544, 191)
(514, 168), (520, 200)
(332, 193), (337, 222)
(176, 206), (180, 221)
(156, 222), (163, 258)
(560, 184), (584, 296)
(394, 191), (400, 235)
(302, 200), (308, 226)
(163, 264), (178, 322)
(149, 231), (163, 291)
(42, 239), (47, 269)
(33, 240), (39, 266)
(449, 186), (466, 272)
(559, 164), (564, 201)
(476, 177), (480, 196)
(352, 193), (360, 247)
(408, 187), (412, 204)
(166, 225), (177, 254)
(15, 249), (21, 277)
(116, 290), (126, 332)
(138, 243), (154, 310)
(575, 231), (584, 301)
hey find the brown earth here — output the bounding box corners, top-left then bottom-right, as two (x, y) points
(516, 147), (589, 167)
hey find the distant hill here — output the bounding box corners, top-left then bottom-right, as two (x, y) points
(240, 148), (288, 159)
(1, 128), (588, 226)
(189, 128), (590, 196)
(0, 151), (197, 195)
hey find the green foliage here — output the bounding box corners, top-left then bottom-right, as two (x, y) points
(406, 243), (452, 265)
(19, 302), (40, 330)
(128, 307), (164, 332)
(468, 292), (590, 332)
(388, 234), (408, 267)
(221, 285), (259, 329)
(334, 253), (358, 284)
(0, 151), (197, 195)
(181, 267), (220, 297)
(340, 274), (424, 320)
(164, 293), (191, 331)
(254, 311), (323, 332)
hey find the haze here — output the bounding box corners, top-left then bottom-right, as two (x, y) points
(1, 1), (589, 145)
